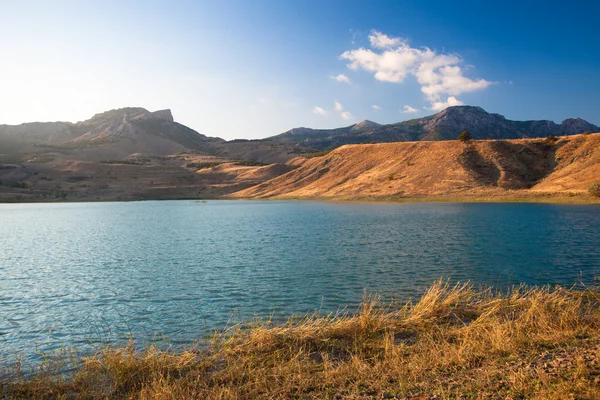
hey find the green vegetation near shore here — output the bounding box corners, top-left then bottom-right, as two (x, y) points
(2, 280), (600, 399)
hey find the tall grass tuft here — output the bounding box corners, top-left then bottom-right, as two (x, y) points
(2, 280), (600, 399)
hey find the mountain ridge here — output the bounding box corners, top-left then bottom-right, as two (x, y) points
(2, 105), (599, 203)
(0, 107), (306, 166)
(0, 107), (221, 157)
(266, 106), (599, 150)
(1, 105), (598, 167)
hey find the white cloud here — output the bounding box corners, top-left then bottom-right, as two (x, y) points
(330, 73), (351, 84)
(402, 105), (418, 113)
(312, 106), (327, 116)
(429, 96), (464, 111)
(418, 65), (490, 101)
(372, 104), (380, 110)
(369, 31), (406, 49)
(340, 30), (492, 109)
(334, 100), (343, 112)
(340, 111), (354, 120)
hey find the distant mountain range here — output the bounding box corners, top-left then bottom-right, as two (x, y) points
(1, 106), (598, 163)
(1, 106), (599, 203)
(266, 106), (599, 150)
(0, 108), (299, 164)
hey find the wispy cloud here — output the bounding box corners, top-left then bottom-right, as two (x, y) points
(340, 30), (492, 110)
(330, 73), (351, 84)
(313, 106), (327, 116)
(331, 100), (354, 120)
(372, 104), (381, 110)
(340, 111), (354, 120)
(369, 31), (406, 49)
(401, 105), (419, 113)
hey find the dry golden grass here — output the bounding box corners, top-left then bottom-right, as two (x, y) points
(233, 133), (600, 200)
(2, 280), (600, 399)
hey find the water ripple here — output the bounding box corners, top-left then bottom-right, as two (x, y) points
(1, 200), (600, 361)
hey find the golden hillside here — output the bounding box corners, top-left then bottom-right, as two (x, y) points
(233, 133), (600, 200)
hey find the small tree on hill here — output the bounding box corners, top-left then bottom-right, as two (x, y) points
(458, 131), (472, 142)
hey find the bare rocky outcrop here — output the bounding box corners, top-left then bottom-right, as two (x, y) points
(137, 109), (174, 122)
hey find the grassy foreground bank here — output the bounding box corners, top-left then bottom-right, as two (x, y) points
(2, 281), (600, 399)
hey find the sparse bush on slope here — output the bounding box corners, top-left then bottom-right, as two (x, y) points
(458, 130), (472, 142)
(589, 182), (600, 197)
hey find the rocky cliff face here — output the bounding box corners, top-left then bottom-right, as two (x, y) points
(266, 106), (599, 150)
(138, 109), (174, 122)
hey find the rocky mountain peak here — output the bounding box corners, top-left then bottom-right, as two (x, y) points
(560, 118), (598, 134)
(137, 109), (174, 122)
(423, 106), (501, 135)
(352, 120), (381, 131)
(83, 107), (149, 125)
(438, 105), (488, 117)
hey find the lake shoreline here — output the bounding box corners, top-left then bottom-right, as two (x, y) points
(257, 194), (600, 205)
(1, 193), (600, 205)
(2, 280), (599, 399)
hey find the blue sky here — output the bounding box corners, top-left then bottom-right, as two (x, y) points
(0, 0), (598, 139)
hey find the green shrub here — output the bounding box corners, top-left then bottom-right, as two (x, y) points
(458, 131), (472, 142)
(583, 131), (591, 135)
(234, 160), (269, 167)
(8, 181), (27, 189)
(544, 136), (559, 144)
(100, 160), (147, 165)
(589, 182), (600, 197)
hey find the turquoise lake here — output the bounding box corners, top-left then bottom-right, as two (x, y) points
(1, 200), (599, 360)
